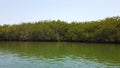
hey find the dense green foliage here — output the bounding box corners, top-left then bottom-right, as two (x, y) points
(0, 16), (120, 43)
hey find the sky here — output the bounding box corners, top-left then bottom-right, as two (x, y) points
(0, 0), (120, 25)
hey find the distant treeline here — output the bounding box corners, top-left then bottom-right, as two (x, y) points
(0, 16), (120, 43)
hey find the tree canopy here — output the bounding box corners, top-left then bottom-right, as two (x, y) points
(0, 16), (120, 43)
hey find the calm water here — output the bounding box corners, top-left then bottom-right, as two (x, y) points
(0, 42), (120, 68)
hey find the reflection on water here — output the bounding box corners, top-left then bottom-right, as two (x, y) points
(0, 42), (120, 68)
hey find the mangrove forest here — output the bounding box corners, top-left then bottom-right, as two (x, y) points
(0, 16), (120, 43)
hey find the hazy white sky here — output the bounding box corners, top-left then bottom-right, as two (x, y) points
(0, 0), (120, 25)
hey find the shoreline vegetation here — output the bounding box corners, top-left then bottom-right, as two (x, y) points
(0, 16), (120, 43)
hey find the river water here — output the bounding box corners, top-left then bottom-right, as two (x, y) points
(0, 42), (120, 68)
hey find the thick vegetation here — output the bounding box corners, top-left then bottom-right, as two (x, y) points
(0, 16), (120, 43)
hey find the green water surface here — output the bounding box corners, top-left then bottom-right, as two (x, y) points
(0, 42), (120, 68)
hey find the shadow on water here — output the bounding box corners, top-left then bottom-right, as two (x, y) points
(0, 42), (120, 68)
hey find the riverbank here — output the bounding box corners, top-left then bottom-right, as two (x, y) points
(0, 40), (120, 44)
